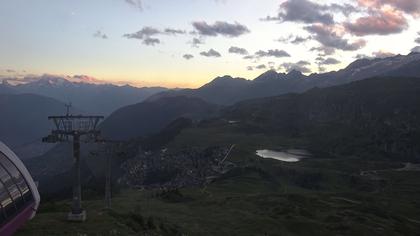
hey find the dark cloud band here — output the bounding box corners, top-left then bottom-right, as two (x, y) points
(192, 21), (250, 37)
(200, 49), (222, 57)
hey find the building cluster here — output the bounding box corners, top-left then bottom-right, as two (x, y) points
(119, 146), (235, 189)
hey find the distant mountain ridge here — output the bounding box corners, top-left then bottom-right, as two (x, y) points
(0, 74), (168, 115)
(0, 76), (168, 159)
(149, 53), (420, 105)
(0, 93), (69, 148)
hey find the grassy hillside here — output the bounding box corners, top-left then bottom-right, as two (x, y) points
(17, 154), (420, 235)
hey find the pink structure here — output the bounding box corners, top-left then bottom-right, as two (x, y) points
(0, 142), (40, 236)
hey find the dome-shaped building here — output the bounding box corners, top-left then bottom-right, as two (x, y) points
(0, 142), (40, 236)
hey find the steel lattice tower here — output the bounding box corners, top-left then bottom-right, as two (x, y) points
(43, 106), (103, 222)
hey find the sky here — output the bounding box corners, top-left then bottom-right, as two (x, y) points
(0, 0), (420, 88)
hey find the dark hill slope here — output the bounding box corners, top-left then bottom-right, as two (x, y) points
(0, 83), (16, 94)
(224, 77), (420, 159)
(100, 96), (219, 140)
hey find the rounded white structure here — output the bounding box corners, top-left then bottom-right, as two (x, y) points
(0, 142), (40, 236)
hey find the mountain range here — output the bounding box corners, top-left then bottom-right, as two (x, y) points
(148, 52), (420, 105)
(0, 74), (168, 115)
(3, 53), (420, 158)
(97, 53), (420, 140)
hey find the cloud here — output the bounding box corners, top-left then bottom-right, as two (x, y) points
(164, 28), (186, 35)
(123, 27), (160, 40)
(93, 30), (108, 39)
(183, 54), (194, 60)
(277, 35), (312, 44)
(265, 0), (413, 40)
(310, 46), (336, 56)
(243, 55), (256, 61)
(143, 38), (160, 46)
(192, 21), (250, 37)
(295, 60), (311, 66)
(317, 57), (341, 65)
(343, 0), (419, 37)
(291, 36), (312, 44)
(357, 0), (420, 15)
(318, 66), (327, 72)
(256, 64), (267, 70)
(305, 24), (366, 51)
(125, 0), (142, 10)
(190, 38), (205, 48)
(263, 0), (358, 25)
(255, 49), (291, 58)
(5, 69), (16, 73)
(385, 0), (420, 14)
(323, 58), (340, 64)
(123, 26), (186, 46)
(280, 61), (312, 73)
(228, 46), (249, 55)
(344, 8), (408, 36)
(246, 66), (254, 71)
(263, 0), (334, 25)
(328, 3), (358, 16)
(355, 54), (372, 59)
(200, 49), (222, 57)
(372, 50), (396, 58)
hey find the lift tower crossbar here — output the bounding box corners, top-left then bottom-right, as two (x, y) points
(43, 113), (104, 222)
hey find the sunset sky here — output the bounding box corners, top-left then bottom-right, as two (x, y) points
(1, 0), (420, 88)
